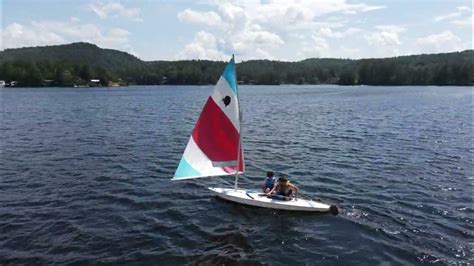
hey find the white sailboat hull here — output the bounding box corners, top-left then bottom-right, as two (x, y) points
(208, 187), (336, 213)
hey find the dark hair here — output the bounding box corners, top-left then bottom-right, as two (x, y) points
(278, 177), (288, 183)
(266, 171), (274, 178)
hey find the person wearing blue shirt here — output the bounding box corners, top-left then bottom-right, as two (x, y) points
(262, 171), (276, 193)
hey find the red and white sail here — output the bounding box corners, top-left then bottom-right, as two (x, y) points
(172, 56), (244, 180)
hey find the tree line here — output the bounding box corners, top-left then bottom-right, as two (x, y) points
(0, 60), (116, 87)
(0, 43), (472, 87)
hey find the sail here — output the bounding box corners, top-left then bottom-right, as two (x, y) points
(172, 56), (244, 180)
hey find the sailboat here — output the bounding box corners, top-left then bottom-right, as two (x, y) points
(172, 56), (338, 214)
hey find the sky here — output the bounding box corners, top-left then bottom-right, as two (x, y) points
(1, 0), (472, 61)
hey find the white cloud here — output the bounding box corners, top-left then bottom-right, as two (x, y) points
(3, 22), (64, 48)
(451, 14), (474, 27)
(341, 3), (385, 14)
(176, 24), (285, 60)
(239, 0), (384, 29)
(434, 5), (472, 27)
(177, 9), (222, 26)
(317, 27), (362, 38)
(2, 19), (132, 53)
(89, 1), (142, 22)
(415, 31), (466, 53)
(300, 36), (330, 58)
(366, 25), (405, 46)
(176, 0), (385, 60)
(298, 35), (361, 59)
(0, 5), (2, 50)
(456, 6), (471, 12)
(435, 12), (461, 22)
(364, 25), (405, 57)
(176, 31), (227, 60)
(231, 24), (284, 57)
(241, 0), (382, 35)
(375, 25), (405, 33)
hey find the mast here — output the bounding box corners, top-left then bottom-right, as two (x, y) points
(233, 54), (242, 190)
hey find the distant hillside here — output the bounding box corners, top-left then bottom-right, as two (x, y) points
(0, 42), (472, 86)
(0, 42), (145, 73)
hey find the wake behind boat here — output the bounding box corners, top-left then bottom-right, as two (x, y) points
(171, 55), (338, 215)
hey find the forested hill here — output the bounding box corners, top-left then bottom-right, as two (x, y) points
(0, 42), (472, 87)
(0, 42), (146, 73)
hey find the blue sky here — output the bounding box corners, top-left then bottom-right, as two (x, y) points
(1, 0), (472, 61)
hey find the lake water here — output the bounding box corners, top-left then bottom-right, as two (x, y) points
(1, 85), (472, 265)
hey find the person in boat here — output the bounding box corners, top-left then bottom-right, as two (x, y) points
(262, 171), (276, 193)
(266, 176), (299, 200)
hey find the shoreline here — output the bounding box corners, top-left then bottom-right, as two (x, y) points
(2, 84), (473, 88)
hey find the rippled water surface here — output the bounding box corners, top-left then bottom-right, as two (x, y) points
(1, 85), (472, 265)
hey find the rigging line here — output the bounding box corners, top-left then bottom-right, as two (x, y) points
(219, 176), (234, 187)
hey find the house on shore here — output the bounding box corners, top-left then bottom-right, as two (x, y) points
(90, 79), (101, 87)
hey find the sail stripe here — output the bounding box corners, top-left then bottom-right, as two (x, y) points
(192, 96), (239, 162)
(211, 77), (240, 131)
(223, 58), (237, 94)
(174, 158), (201, 178)
(181, 137), (229, 176)
(221, 148), (244, 173)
